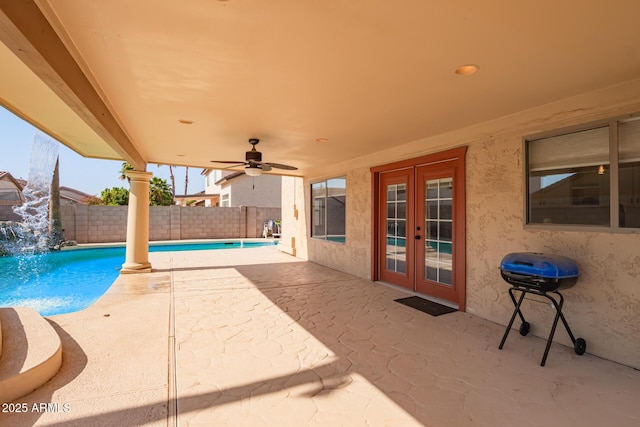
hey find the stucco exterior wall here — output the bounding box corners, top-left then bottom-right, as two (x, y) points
(283, 79), (640, 369)
(279, 176), (308, 258)
(466, 133), (640, 369)
(305, 168), (372, 279)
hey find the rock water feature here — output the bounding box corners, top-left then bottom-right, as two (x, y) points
(0, 133), (59, 256)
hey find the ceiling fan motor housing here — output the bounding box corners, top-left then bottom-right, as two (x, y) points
(246, 150), (262, 162)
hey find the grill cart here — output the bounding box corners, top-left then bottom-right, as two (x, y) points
(498, 252), (587, 366)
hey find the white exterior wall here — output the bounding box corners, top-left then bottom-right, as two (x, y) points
(282, 79), (640, 369)
(203, 170), (223, 207)
(224, 174), (282, 208)
(203, 170), (282, 208)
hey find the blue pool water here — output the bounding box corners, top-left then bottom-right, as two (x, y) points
(0, 240), (277, 316)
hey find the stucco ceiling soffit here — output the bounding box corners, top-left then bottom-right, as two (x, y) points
(0, 0), (146, 170)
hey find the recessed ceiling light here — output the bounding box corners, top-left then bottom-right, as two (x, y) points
(178, 119), (194, 124)
(454, 64), (479, 76)
(315, 138), (329, 143)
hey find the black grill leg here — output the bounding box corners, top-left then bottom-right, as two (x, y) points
(499, 289), (527, 350)
(551, 291), (577, 344)
(540, 292), (564, 366)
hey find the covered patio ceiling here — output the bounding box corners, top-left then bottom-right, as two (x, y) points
(1, 1), (640, 175)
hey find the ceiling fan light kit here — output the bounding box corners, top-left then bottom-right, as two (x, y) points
(245, 165), (262, 176)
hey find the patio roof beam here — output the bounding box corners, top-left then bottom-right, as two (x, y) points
(0, 0), (146, 171)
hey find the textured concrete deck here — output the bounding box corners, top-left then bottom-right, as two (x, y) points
(1, 245), (639, 426)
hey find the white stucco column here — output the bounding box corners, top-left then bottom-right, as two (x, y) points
(121, 170), (153, 273)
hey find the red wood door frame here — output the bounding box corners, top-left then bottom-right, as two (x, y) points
(371, 147), (467, 311)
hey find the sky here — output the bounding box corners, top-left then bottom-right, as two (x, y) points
(0, 106), (204, 197)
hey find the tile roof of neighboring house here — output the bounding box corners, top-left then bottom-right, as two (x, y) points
(174, 190), (220, 207)
(60, 186), (93, 203)
(0, 171), (25, 190)
(214, 171), (244, 185)
(2, 172), (95, 204)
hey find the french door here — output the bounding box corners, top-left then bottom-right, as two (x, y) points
(373, 148), (466, 310)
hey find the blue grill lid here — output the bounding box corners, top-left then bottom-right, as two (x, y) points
(500, 252), (579, 279)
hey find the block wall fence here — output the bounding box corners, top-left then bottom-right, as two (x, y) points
(0, 205), (20, 222)
(58, 205), (281, 243)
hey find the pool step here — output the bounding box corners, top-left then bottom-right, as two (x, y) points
(0, 307), (62, 404)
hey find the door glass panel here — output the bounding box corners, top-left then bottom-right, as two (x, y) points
(386, 256), (395, 270)
(387, 186), (396, 201)
(439, 221), (452, 241)
(386, 220), (395, 235)
(426, 181), (439, 199)
(440, 200), (452, 220)
(423, 177), (454, 286)
(426, 201), (438, 219)
(426, 260), (438, 282)
(397, 220), (406, 237)
(385, 184), (407, 274)
(426, 221), (437, 239)
(397, 184), (406, 201)
(386, 204), (395, 218)
(439, 178), (453, 198)
(397, 201), (406, 219)
(426, 240), (438, 258)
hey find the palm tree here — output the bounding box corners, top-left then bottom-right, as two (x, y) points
(119, 162), (134, 181)
(157, 164), (176, 202)
(184, 166), (189, 195)
(149, 177), (174, 206)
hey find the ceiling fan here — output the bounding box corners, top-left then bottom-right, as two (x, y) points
(210, 138), (297, 176)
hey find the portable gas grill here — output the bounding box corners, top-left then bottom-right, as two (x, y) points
(498, 252), (587, 366)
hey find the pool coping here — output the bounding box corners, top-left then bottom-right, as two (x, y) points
(61, 237), (281, 250)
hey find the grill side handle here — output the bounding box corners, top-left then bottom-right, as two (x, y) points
(513, 260), (534, 266)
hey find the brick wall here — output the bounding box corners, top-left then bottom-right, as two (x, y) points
(58, 205), (281, 243)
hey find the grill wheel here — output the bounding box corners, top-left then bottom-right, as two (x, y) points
(574, 338), (587, 355)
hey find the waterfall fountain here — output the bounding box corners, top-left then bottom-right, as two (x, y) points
(0, 133), (65, 406)
(0, 132), (59, 256)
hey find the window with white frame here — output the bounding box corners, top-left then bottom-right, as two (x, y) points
(221, 193), (229, 207)
(311, 177), (346, 242)
(526, 116), (640, 228)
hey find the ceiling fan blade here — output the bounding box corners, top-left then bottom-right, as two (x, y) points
(265, 162), (298, 170)
(210, 160), (245, 164)
(252, 160), (273, 171)
(222, 164), (246, 170)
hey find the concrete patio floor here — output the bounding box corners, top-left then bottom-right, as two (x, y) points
(2, 245), (639, 426)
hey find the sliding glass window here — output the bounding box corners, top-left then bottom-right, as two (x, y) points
(311, 177), (346, 243)
(619, 119), (640, 228)
(526, 116), (640, 229)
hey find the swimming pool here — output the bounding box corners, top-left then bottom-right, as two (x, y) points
(0, 240), (277, 316)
